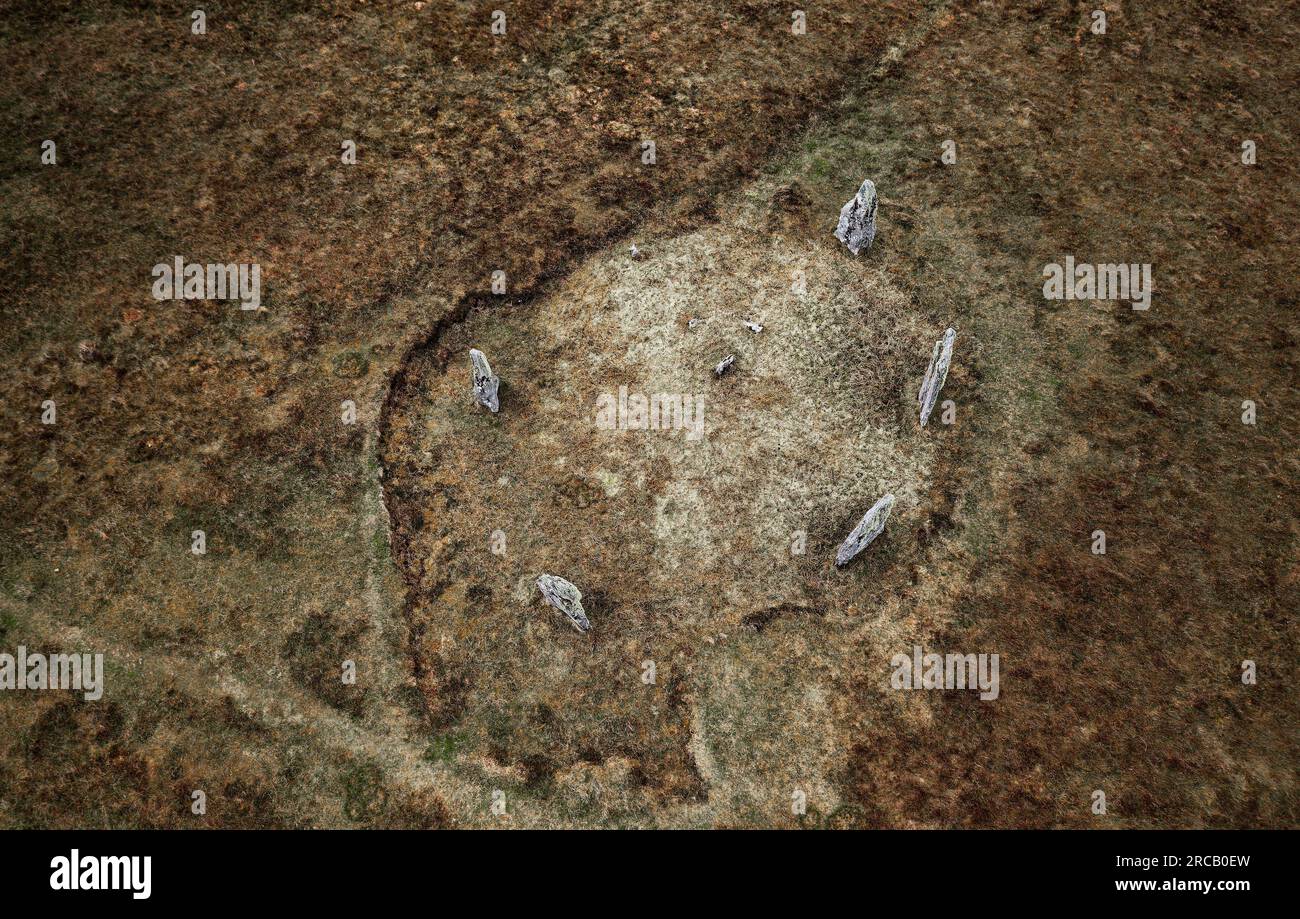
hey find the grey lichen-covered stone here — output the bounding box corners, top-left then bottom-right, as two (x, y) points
(536, 574), (591, 632)
(469, 348), (500, 413)
(918, 327), (956, 427)
(834, 178), (878, 255)
(714, 354), (736, 377)
(835, 493), (896, 567)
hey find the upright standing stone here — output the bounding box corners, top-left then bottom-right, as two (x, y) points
(835, 494), (896, 567)
(536, 574), (591, 632)
(918, 328), (956, 427)
(834, 179), (879, 255)
(469, 348), (500, 413)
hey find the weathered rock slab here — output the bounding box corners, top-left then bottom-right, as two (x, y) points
(835, 493), (896, 566)
(918, 327), (956, 427)
(537, 574), (591, 632)
(834, 179), (878, 255)
(469, 348), (500, 413)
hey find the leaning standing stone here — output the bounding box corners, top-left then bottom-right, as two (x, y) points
(469, 348), (500, 413)
(835, 494), (896, 567)
(536, 574), (591, 633)
(834, 179), (879, 255)
(918, 328), (956, 427)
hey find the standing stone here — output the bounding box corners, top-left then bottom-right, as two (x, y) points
(469, 348), (500, 413)
(918, 328), (956, 427)
(835, 494), (896, 567)
(536, 574), (591, 632)
(834, 179), (879, 255)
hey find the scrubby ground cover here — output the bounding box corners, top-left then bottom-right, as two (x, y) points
(1, 0), (1295, 827)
